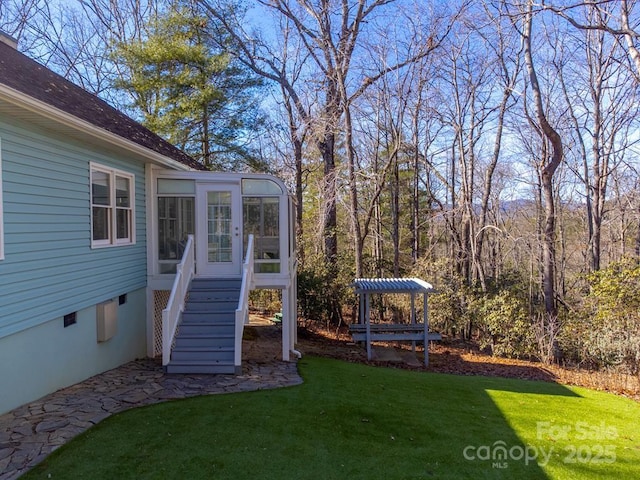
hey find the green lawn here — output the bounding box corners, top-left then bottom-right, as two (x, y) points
(25, 357), (640, 479)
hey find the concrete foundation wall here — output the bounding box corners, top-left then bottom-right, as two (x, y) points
(0, 287), (147, 415)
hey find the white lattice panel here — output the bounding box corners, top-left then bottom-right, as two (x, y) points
(153, 290), (170, 357)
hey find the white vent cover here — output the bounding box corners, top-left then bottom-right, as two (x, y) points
(97, 299), (117, 342)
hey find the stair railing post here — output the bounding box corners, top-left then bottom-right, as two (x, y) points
(234, 235), (254, 370)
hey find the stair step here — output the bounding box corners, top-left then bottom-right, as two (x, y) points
(171, 346), (234, 362)
(178, 323), (235, 335)
(166, 360), (239, 375)
(190, 278), (242, 291)
(185, 300), (238, 312)
(165, 276), (244, 375)
(188, 290), (240, 301)
(181, 312), (235, 322)
(174, 334), (234, 348)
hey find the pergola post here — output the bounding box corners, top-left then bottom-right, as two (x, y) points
(423, 291), (429, 366)
(365, 292), (371, 360)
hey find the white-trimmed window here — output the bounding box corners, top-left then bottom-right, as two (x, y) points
(90, 163), (135, 247)
(0, 137), (4, 260)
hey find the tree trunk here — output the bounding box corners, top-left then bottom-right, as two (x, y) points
(293, 135), (304, 265)
(391, 153), (400, 277)
(523, 1), (563, 316)
(345, 102), (364, 277)
(318, 99), (338, 265)
(202, 106), (210, 169)
(411, 136), (420, 264)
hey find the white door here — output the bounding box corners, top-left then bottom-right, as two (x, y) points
(196, 183), (242, 277)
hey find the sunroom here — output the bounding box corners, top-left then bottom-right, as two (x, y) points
(145, 168), (297, 374)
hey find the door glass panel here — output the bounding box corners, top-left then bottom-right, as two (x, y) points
(208, 191), (233, 263)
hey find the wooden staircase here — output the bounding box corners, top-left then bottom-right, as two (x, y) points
(166, 278), (242, 374)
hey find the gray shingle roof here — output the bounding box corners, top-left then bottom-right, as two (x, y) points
(0, 41), (205, 171)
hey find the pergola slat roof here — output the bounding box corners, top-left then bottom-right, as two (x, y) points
(352, 278), (435, 294)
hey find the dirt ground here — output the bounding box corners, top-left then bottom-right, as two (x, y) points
(243, 316), (640, 402)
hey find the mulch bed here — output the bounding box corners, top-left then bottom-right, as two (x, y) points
(294, 325), (640, 402)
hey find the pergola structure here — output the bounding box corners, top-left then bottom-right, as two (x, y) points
(350, 278), (440, 366)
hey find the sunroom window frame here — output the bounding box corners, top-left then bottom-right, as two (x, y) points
(90, 162), (135, 248)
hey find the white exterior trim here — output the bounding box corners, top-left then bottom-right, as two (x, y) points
(90, 162), (136, 248)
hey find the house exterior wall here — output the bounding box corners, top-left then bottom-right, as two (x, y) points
(0, 117), (149, 414)
(0, 118), (147, 336)
(0, 287), (147, 413)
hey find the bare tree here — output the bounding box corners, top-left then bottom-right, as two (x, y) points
(0, 0), (42, 49)
(344, 3), (456, 277)
(473, 1), (523, 290)
(521, 0), (564, 317)
(197, 1), (318, 256)
(1, 0), (164, 107)
(557, 5), (639, 272)
(424, 3), (522, 292)
(542, 0), (640, 81)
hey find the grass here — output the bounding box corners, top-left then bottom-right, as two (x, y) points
(25, 357), (640, 479)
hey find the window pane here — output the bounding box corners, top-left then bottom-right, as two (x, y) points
(243, 197), (261, 235)
(92, 206), (109, 240)
(116, 176), (130, 208)
(256, 262), (280, 274)
(157, 179), (195, 194)
(263, 198), (279, 237)
(241, 179), (283, 195)
(257, 236), (279, 259)
(243, 196), (280, 264)
(158, 197), (194, 265)
(90, 165), (135, 247)
(91, 171), (110, 206)
(116, 209), (129, 239)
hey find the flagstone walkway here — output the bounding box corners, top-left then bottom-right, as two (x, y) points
(0, 358), (301, 480)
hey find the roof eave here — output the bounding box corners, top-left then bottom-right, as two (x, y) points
(0, 84), (194, 171)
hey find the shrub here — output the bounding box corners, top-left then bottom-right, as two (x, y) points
(296, 254), (354, 326)
(474, 288), (536, 359)
(575, 258), (640, 376)
(410, 258), (473, 339)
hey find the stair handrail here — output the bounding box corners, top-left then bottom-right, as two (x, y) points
(234, 234), (255, 368)
(162, 234), (195, 366)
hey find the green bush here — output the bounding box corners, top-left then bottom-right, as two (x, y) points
(296, 254), (354, 326)
(573, 258), (640, 376)
(296, 267), (328, 322)
(410, 258), (473, 339)
(249, 289), (281, 315)
(410, 260), (537, 358)
(474, 288), (535, 358)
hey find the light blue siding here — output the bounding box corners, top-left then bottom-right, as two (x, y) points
(0, 118), (148, 339)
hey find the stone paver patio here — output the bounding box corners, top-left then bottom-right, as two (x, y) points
(0, 358), (301, 479)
